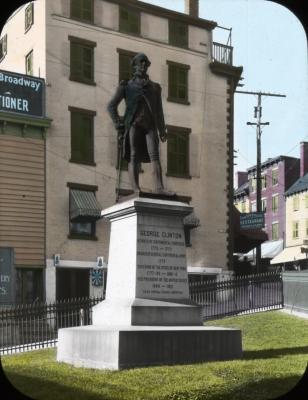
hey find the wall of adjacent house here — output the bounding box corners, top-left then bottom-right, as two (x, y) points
(285, 191), (308, 247)
(0, 132), (45, 266)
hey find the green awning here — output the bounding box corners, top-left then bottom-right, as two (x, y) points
(183, 212), (200, 229)
(70, 189), (102, 222)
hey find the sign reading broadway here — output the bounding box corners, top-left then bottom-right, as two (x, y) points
(0, 69), (45, 117)
(240, 212), (265, 230)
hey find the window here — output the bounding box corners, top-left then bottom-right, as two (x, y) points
(68, 183), (101, 240)
(261, 174), (267, 190)
(166, 126), (190, 178)
(305, 194), (308, 208)
(25, 50), (33, 75)
(293, 194), (300, 211)
(0, 34), (7, 61)
(261, 198), (267, 212)
(250, 177), (256, 193)
(272, 195), (278, 213)
(118, 49), (137, 82)
(272, 169), (278, 186)
(69, 106), (96, 165)
(272, 222), (279, 240)
(241, 201), (246, 213)
(169, 19), (188, 48)
(251, 201), (256, 212)
(69, 36), (96, 85)
(25, 2), (34, 32)
(306, 219), (308, 237)
(292, 221), (299, 239)
(70, 0), (94, 23)
(16, 268), (43, 303)
(119, 6), (140, 35)
(167, 61), (190, 104)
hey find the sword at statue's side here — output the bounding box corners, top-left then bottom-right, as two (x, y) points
(115, 120), (125, 203)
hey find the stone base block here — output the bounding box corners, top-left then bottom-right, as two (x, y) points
(57, 325), (242, 370)
(93, 298), (203, 326)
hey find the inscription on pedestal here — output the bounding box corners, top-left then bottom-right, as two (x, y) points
(136, 225), (189, 300)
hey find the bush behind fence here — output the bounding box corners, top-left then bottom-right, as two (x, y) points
(0, 272), (283, 354)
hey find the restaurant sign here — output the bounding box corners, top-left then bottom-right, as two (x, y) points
(240, 212), (265, 230)
(0, 247), (15, 304)
(0, 69), (45, 117)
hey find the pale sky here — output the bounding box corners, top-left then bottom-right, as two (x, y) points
(143, 0), (308, 178)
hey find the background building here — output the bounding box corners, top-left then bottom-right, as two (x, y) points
(234, 142), (308, 269)
(0, 0), (242, 302)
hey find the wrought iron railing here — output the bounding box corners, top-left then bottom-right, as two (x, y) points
(212, 42), (233, 65)
(189, 271), (283, 321)
(0, 296), (103, 355)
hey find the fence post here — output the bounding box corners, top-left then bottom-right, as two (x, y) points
(79, 308), (84, 326)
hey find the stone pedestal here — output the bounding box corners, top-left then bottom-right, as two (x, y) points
(57, 196), (242, 369)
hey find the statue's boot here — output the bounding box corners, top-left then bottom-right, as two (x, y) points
(128, 161), (140, 193)
(152, 160), (175, 196)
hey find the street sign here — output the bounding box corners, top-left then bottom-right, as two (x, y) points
(0, 247), (15, 304)
(240, 212), (264, 230)
(0, 69), (45, 117)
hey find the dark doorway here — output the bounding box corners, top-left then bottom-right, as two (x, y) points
(56, 268), (90, 301)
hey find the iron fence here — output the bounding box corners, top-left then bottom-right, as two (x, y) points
(189, 271), (283, 321)
(0, 296), (103, 355)
(0, 273), (284, 354)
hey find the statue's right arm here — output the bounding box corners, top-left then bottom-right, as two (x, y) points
(107, 82), (126, 129)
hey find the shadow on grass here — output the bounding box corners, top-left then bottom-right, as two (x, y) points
(244, 345), (308, 360)
(2, 367), (307, 400)
(2, 370), (133, 400)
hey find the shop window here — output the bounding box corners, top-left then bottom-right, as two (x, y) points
(69, 36), (96, 85)
(69, 106), (96, 165)
(167, 61), (190, 104)
(119, 6), (140, 35)
(169, 19), (188, 48)
(70, 0), (94, 23)
(167, 126), (190, 178)
(16, 268), (43, 304)
(25, 2), (34, 32)
(25, 50), (33, 75)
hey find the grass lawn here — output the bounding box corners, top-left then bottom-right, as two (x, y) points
(1, 310), (308, 400)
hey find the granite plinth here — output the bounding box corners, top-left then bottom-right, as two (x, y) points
(57, 325), (242, 370)
(93, 298), (203, 326)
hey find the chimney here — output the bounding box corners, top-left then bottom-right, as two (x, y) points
(185, 0), (199, 18)
(300, 142), (308, 177)
(236, 171), (248, 189)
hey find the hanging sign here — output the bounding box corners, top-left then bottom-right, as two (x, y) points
(0, 247), (15, 304)
(240, 212), (265, 230)
(0, 69), (45, 117)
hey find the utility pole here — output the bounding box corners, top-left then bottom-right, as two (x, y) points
(236, 91), (286, 273)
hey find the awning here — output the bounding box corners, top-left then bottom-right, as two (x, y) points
(270, 245), (308, 265)
(70, 189), (102, 223)
(183, 212), (200, 229)
(244, 239), (283, 261)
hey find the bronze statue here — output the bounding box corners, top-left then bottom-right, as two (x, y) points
(107, 53), (169, 195)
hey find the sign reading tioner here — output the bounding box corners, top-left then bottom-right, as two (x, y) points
(0, 69), (45, 118)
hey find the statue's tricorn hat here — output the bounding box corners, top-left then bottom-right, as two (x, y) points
(131, 53), (151, 67)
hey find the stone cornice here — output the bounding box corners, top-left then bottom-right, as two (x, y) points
(209, 61), (243, 87)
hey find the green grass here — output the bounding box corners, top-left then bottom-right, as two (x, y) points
(1, 310), (308, 400)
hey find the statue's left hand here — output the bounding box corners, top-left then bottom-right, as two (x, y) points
(160, 130), (167, 142)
